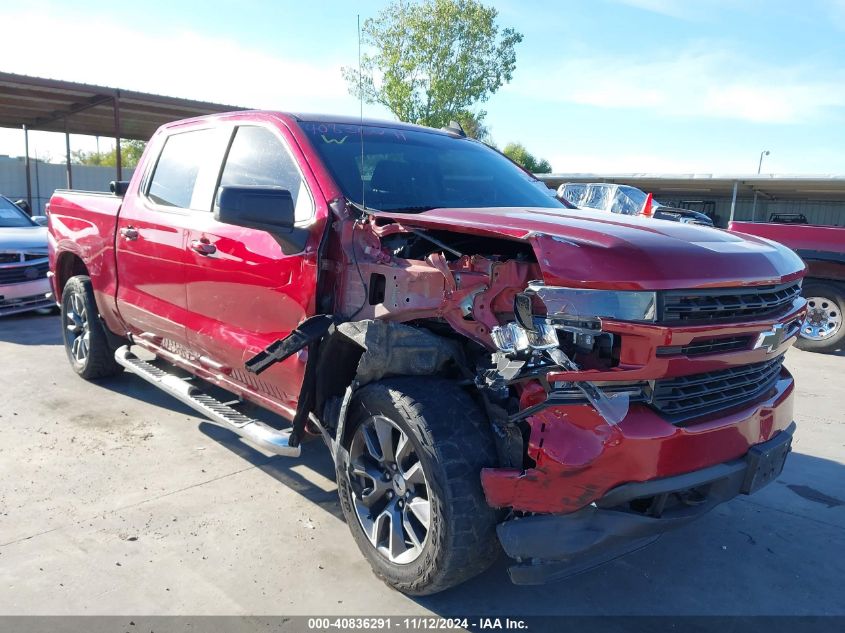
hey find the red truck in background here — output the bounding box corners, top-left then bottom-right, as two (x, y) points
(48, 111), (805, 594)
(730, 221), (844, 354)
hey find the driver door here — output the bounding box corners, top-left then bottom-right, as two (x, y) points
(184, 123), (318, 412)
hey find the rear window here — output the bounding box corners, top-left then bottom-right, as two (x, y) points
(148, 129), (216, 209)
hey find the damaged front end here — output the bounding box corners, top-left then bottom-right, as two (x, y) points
(249, 203), (799, 585)
(484, 281), (654, 427)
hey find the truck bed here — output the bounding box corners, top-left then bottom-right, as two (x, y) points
(47, 189), (124, 323)
(729, 221), (845, 257)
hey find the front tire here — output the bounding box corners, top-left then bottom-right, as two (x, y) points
(796, 281), (845, 354)
(336, 377), (500, 595)
(61, 275), (123, 379)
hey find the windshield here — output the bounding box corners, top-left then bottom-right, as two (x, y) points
(299, 122), (564, 212)
(0, 197), (36, 228)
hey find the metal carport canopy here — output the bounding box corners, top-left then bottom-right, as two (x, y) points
(0, 71), (245, 140)
(538, 173), (845, 202)
(0, 71), (247, 207)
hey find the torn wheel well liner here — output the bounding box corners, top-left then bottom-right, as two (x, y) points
(313, 320), (465, 441)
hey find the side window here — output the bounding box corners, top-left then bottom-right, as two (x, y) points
(219, 126), (313, 222)
(611, 190), (640, 215)
(584, 185), (611, 211)
(148, 129), (216, 209)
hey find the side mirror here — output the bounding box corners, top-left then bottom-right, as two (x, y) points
(214, 186), (307, 255)
(14, 199), (32, 216)
(215, 186), (296, 233)
(110, 181), (130, 196)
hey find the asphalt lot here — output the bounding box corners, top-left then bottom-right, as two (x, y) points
(0, 312), (843, 616)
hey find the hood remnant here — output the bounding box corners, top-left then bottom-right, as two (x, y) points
(372, 207), (806, 290)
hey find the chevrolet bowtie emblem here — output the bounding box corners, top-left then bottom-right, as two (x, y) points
(753, 323), (793, 353)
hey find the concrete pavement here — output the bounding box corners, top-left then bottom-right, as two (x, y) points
(1, 313), (843, 616)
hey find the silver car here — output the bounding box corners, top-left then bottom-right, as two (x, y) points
(0, 196), (53, 317)
(557, 182), (714, 226)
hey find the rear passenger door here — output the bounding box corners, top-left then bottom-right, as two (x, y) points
(183, 123), (317, 413)
(115, 127), (227, 347)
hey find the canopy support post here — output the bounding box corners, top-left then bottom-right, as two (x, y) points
(64, 118), (73, 189)
(113, 92), (122, 181)
(23, 124), (32, 212)
(728, 180), (738, 225)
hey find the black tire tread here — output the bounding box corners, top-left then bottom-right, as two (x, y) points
(338, 377), (500, 595)
(61, 275), (123, 379)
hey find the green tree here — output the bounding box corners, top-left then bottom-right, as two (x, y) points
(71, 139), (146, 169)
(503, 142), (552, 173)
(344, 0), (523, 129)
(453, 110), (493, 143)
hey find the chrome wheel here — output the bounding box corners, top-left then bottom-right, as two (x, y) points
(802, 296), (842, 341)
(348, 414), (431, 564)
(65, 291), (90, 363)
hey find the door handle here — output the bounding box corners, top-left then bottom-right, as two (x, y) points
(119, 226), (139, 240)
(190, 239), (217, 256)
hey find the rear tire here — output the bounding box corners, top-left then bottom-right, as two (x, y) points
(336, 377), (500, 595)
(796, 280), (845, 354)
(61, 275), (123, 379)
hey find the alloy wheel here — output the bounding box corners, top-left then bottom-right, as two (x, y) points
(66, 291), (91, 363)
(347, 414), (431, 564)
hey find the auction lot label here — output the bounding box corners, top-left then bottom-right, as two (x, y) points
(0, 616), (841, 633)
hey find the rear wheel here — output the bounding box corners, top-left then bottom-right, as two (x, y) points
(336, 377), (500, 595)
(61, 275), (123, 379)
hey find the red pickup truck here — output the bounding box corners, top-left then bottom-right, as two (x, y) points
(730, 221), (844, 354)
(48, 111), (805, 594)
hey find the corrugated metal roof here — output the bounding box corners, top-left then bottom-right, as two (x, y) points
(0, 72), (246, 141)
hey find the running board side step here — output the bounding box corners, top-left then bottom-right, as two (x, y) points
(114, 346), (300, 457)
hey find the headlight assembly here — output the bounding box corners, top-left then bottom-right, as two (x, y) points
(491, 321), (559, 353)
(527, 281), (657, 323)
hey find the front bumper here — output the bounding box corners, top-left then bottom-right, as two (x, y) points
(0, 279), (53, 316)
(482, 366), (795, 513)
(498, 421), (795, 585)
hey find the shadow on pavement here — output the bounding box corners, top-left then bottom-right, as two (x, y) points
(0, 313), (61, 345)
(198, 422), (343, 522)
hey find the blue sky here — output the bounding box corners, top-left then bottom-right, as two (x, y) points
(1, 0), (844, 174)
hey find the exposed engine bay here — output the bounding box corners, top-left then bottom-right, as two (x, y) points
(324, 210), (639, 431)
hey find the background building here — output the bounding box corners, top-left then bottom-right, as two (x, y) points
(0, 155), (134, 214)
(539, 174), (845, 227)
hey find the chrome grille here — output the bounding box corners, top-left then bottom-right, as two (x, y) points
(0, 261), (49, 284)
(651, 355), (785, 423)
(656, 336), (752, 357)
(660, 282), (802, 323)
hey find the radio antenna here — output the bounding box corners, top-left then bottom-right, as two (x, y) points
(358, 14), (366, 210)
